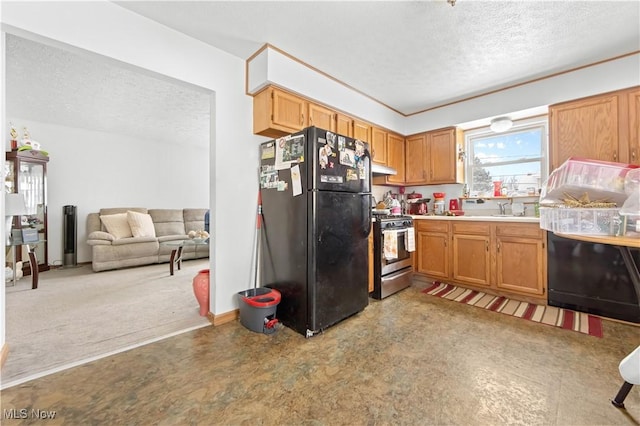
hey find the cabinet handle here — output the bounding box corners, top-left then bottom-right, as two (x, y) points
(632, 148), (637, 163)
(486, 241), (489, 252)
(613, 150), (618, 162)
(301, 114), (305, 125)
(497, 242), (500, 252)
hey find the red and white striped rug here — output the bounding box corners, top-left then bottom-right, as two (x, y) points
(422, 281), (603, 338)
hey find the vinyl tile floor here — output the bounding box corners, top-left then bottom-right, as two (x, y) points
(1, 281), (640, 425)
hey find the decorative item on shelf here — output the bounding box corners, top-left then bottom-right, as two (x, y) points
(9, 123), (18, 150)
(5, 193), (28, 245)
(192, 269), (210, 316)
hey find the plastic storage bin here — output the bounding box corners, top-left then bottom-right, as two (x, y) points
(541, 157), (639, 206)
(237, 287), (281, 334)
(539, 206), (621, 235)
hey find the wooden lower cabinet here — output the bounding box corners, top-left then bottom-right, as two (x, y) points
(416, 220), (450, 279)
(452, 222), (491, 287)
(494, 224), (546, 297)
(416, 220), (546, 301)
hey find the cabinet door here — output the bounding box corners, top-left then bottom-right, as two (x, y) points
(495, 236), (545, 296)
(336, 113), (353, 137)
(405, 133), (428, 185)
(628, 88), (640, 165)
(371, 127), (387, 164)
(452, 222), (491, 287)
(452, 234), (491, 287)
(428, 128), (459, 183)
(386, 133), (405, 184)
(308, 102), (336, 132)
(416, 231), (449, 279)
(353, 120), (371, 143)
(272, 88), (307, 132)
(549, 93), (620, 171)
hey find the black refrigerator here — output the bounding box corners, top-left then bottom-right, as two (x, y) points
(259, 127), (372, 337)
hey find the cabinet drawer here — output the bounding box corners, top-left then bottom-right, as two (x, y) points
(496, 223), (543, 239)
(416, 220), (449, 233)
(452, 222), (490, 235)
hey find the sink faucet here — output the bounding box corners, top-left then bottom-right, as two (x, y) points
(497, 202), (509, 215)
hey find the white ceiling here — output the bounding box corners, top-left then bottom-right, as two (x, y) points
(6, 1), (639, 143)
(114, 0), (640, 115)
(6, 34), (211, 146)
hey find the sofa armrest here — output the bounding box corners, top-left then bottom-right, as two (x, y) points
(87, 231), (116, 243)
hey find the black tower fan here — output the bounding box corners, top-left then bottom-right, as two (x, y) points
(63, 205), (77, 267)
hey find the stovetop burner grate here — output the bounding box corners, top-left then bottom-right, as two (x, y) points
(373, 214), (413, 222)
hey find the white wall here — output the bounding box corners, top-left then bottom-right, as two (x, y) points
(1, 1), (262, 353)
(5, 118), (210, 265)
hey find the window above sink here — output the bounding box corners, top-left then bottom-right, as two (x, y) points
(464, 116), (548, 198)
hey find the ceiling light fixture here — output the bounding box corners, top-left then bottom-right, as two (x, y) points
(490, 117), (513, 133)
(447, 0), (456, 6)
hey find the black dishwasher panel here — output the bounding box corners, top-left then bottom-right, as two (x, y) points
(547, 233), (640, 323)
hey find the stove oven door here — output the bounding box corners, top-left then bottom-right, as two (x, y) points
(381, 228), (413, 275)
(373, 226), (414, 299)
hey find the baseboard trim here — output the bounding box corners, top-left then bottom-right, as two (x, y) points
(1, 343), (9, 369)
(208, 309), (239, 326)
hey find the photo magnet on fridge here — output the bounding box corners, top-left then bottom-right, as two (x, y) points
(261, 142), (275, 160)
(340, 149), (356, 168)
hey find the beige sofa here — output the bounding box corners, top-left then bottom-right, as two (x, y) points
(86, 207), (209, 272)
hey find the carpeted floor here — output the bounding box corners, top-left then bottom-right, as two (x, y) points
(2, 259), (211, 388)
(422, 281), (603, 337)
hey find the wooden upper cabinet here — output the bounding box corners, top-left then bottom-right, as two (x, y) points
(370, 127), (388, 164)
(405, 133), (428, 185)
(404, 128), (463, 185)
(548, 86), (640, 170)
(627, 88), (640, 165)
(428, 128), (463, 184)
(386, 133), (405, 184)
(253, 87), (307, 137)
(374, 132), (405, 186)
(549, 93), (620, 170)
(308, 102), (336, 132)
(336, 113), (354, 137)
(353, 119), (371, 143)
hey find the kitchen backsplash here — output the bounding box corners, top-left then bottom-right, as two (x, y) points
(372, 183), (539, 216)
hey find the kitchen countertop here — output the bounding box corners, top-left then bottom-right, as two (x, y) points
(410, 215), (540, 223)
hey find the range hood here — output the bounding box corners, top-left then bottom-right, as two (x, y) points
(371, 163), (397, 176)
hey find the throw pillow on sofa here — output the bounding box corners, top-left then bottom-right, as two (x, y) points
(100, 213), (133, 239)
(127, 210), (156, 238)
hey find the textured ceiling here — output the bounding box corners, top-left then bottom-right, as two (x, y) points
(115, 0), (640, 115)
(6, 35), (211, 146)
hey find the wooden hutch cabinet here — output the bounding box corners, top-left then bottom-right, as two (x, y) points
(5, 150), (50, 273)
